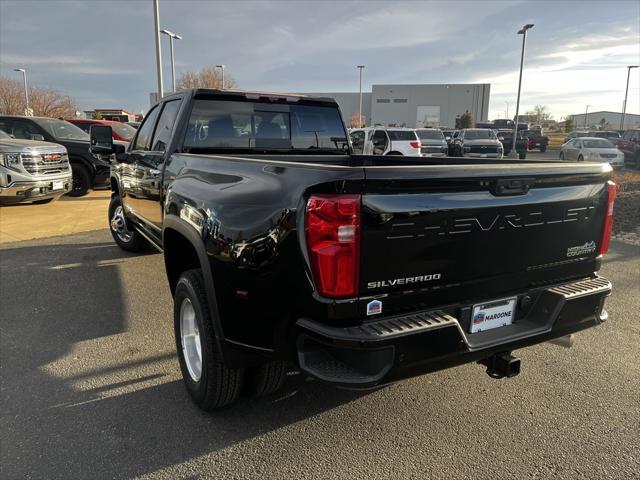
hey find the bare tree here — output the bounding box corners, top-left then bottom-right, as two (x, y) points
(176, 66), (238, 90)
(349, 112), (365, 128)
(526, 104), (552, 124)
(0, 76), (78, 118)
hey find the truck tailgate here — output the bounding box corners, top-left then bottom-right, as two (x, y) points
(359, 163), (612, 306)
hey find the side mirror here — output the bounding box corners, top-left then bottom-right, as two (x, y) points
(498, 136), (504, 141)
(30, 134), (45, 141)
(90, 125), (114, 154)
(445, 136), (451, 141)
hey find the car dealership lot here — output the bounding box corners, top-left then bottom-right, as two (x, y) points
(1, 226), (639, 478)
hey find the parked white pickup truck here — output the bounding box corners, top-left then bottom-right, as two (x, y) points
(0, 129), (72, 205)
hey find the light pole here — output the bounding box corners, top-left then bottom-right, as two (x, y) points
(510, 23), (534, 158)
(216, 65), (225, 89)
(584, 104), (590, 128)
(621, 65), (639, 129)
(13, 68), (29, 115)
(357, 65), (365, 127)
(161, 29), (182, 92)
(153, 0), (163, 101)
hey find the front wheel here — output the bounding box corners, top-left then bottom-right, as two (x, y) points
(519, 152), (527, 160)
(174, 269), (245, 410)
(108, 195), (148, 252)
(578, 155), (584, 162)
(69, 164), (91, 197)
(540, 147), (547, 153)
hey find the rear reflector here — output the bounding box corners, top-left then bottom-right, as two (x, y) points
(305, 194), (360, 298)
(599, 182), (616, 255)
(410, 141), (421, 149)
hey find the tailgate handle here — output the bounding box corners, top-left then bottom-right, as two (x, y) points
(491, 178), (534, 196)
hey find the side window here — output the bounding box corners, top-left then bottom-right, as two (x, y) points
(151, 100), (181, 152)
(575, 140), (582, 148)
(372, 130), (387, 144)
(133, 105), (160, 151)
(350, 131), (365, 154)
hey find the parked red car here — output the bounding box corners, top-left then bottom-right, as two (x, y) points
(65, 118), (136, 142)
(611, 129), (640, 166)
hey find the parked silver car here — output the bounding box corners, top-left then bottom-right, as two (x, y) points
(559, 137), (624, 168)
(0, 129), (72, 205)
(415, 128), (448, 157)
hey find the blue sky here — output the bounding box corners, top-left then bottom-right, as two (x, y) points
(1, 0), (638, 120)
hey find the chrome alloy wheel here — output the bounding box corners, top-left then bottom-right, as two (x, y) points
(180, 298), (202, 382)
(110, 205), (133, 242)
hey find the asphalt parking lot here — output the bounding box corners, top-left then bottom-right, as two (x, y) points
(1, 198), (639, 479)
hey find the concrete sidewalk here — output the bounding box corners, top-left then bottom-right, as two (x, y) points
(0, 190), (111, 243)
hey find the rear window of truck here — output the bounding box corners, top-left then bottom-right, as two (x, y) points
(183, 99), (348, 154)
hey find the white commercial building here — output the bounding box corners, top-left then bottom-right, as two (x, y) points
(306, 83), (490, 128)
(569, 111), (640, 130)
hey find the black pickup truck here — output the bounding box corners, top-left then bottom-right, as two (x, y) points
(0, 116), (111, 196)
(91, 89), (615, 410)
(496, 129), (529, 158)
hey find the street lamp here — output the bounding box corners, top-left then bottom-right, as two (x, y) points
(153, 0), (163, 100)
(161, 29), (182, 92)
(584, 104), (590, 127)
(216, 65), (225, 89)
(13, 68), (29, 115)
(510, 23), (534, 158)
(357, 65), (365, 127)
(621, 65), (639, 129)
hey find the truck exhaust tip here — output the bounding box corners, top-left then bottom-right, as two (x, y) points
(480, 352), (521, 379)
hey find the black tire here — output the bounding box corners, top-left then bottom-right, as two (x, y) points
(244, 360), (287, 397)
(69, 164), (91, 197)
(519, 152), (527, 160)
(559, 152), (565, 160)
(540, 147), (547, 153)
(385, 151), (403, 156)
(578, 155), (584, 162)
(108, 195), (148, 252)
(174, 269), (244, 410)
(32, 198), (54, 205)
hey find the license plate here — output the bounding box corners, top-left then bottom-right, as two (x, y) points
(470, 297), (516, 333)
(481, 154), (487, 158)
(51, 180), (64, 191)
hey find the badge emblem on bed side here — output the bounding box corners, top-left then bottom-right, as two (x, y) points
(366, 299), (382, 316)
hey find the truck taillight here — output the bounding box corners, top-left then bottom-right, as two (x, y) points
(410, 141), (421, 149)
(599, 182), (616, 255)
(305, 194), (360, 298)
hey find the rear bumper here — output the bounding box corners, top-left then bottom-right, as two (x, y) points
(0, 175), (72, 204)
(296, 276), (611, 387)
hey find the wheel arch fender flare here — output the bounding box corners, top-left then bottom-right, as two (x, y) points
(162, 214), (227, 357)
(68, 154), (96, 174)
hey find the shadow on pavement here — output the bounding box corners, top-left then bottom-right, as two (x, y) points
(0, 235), (368, 479)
